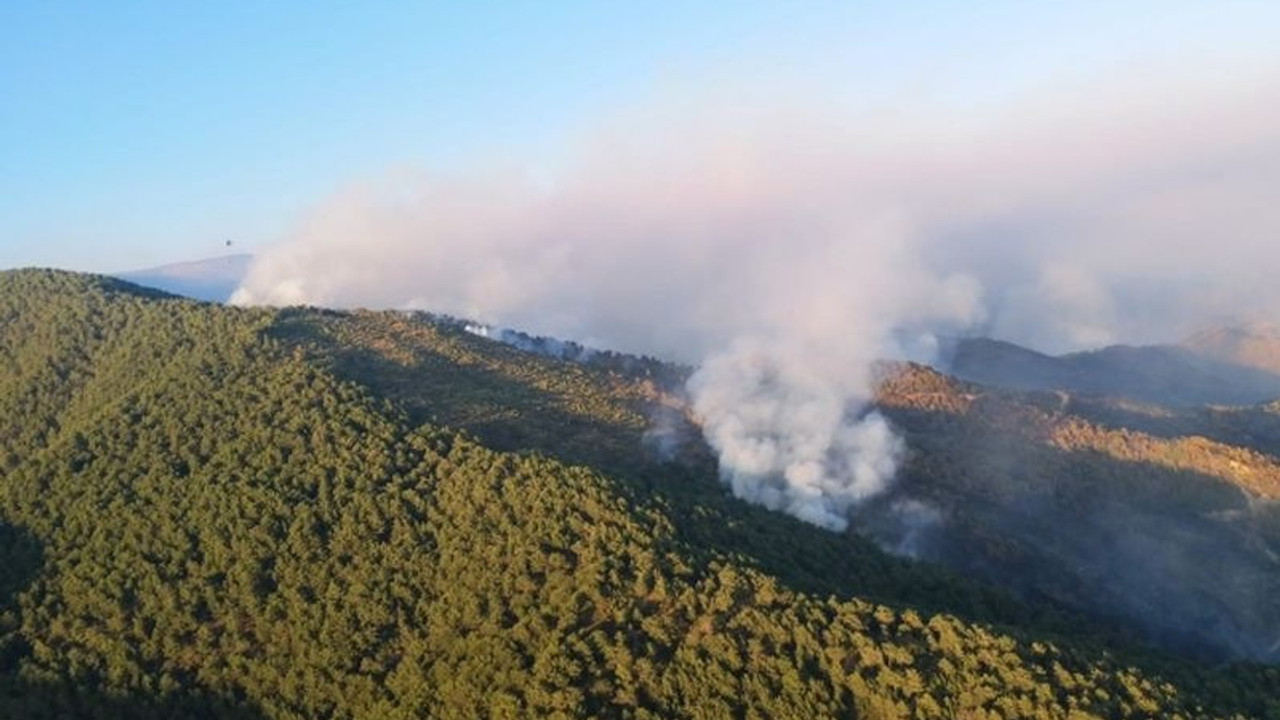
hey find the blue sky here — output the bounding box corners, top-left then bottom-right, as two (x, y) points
(2, 1), (1277, 272)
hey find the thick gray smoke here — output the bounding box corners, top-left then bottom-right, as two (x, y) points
(233, 75), (1280, 530)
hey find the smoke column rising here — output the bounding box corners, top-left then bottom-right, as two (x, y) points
(689, 338), (905, 530)
(233, 75), (1280, 530)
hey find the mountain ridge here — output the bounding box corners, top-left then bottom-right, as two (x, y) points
(946, 335), (1280, 407)
(1182, 321), (1280, 375)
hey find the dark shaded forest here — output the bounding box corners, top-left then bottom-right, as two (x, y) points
(1, 269), (1278, 719)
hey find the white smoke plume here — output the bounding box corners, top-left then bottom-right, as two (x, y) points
(233, 72), (1280, 530)
(689, 338), (906, 529)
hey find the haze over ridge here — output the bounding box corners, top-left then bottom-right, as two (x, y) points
(231, 68), (1280, 530)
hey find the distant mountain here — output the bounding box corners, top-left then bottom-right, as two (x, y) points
(1182, 321), (1280, 375)
(115, 253), (251, 302)
(946, 336), (1280, 406)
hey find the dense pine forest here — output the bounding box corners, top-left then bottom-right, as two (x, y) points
(2, 269), (1278, 719)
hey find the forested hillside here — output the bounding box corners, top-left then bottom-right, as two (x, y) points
(1, 269), (1278, 719)
(872, 366), (1280, 663)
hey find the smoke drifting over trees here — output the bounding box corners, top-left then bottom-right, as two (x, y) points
(234, 74), (1280, 529)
